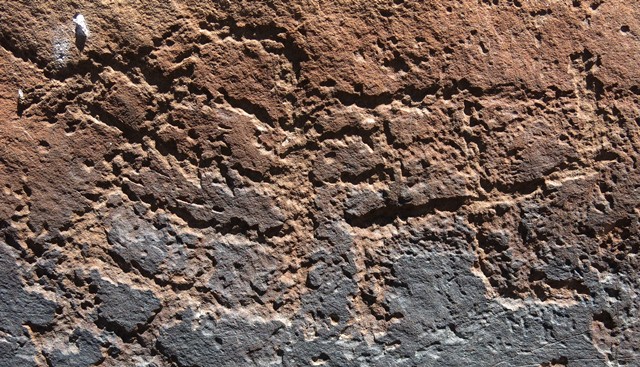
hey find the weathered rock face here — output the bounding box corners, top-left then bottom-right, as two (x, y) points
(0, 1), (639, 366)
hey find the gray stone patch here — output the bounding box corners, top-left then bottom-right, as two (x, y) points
(46, 329), (103, 367)
(92, 273), (161, 337)
(157, 313), (286, 367)
(206, 239), (278, 308)
(0, 242), (57, 366)
(158, 246), (608, 367)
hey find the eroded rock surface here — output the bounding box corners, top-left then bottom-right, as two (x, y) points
(0, 1), (639, 366)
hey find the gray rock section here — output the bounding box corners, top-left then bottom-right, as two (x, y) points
(46, 329), (103, 367)
(106, 210), (171, 277)
(158, 246), (608, 367)
(0, 242), (58, 367)
(206, 239), (278, 308)
(92, 274), (161, 337)
(375, 252), (605, 367)
(106, 208), (195, 285)
(156, 313), (286, 367)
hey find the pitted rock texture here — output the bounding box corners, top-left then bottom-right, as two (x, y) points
(0, 1), (639, 366)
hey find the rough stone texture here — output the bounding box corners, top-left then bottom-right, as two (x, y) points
(0, 1), (639, 366)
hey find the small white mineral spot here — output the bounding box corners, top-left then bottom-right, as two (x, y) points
(17, 88), (26, 116)
(73, 14), (89, 38)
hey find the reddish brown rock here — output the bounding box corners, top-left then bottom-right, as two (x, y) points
(0, 1), (639, 366)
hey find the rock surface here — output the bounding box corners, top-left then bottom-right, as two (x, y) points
(0, 1), (639, 366)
